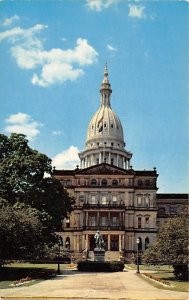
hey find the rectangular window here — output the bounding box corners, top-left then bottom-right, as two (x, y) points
(111, 158), (114, 165)
(102, 196), (107, 205)
(101, 216), (107, 226)
(91, 195), (96, 204)
(112, 216), (117, 227)
(112, 195), (117, 204)
(89, 215), (96, 226)
(137, 196), (142, 206)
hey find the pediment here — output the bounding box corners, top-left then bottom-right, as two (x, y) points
(77, 163), (132, 175)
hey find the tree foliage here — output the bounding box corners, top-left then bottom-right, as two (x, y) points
(143, 211), (188, 280)
(0, 133), (74, 260)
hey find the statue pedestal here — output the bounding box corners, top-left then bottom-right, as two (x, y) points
(94, 248), (105, 262)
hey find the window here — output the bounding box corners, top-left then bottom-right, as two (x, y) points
(145, 217), (149, 227)
(112, 195), (117, 204)
(66, 217), (70, 228)
(101, 179), (107, 186)
(102, 196), (107, 205)
(138, 180), (143, 186)
(97, 142), (99, 146)
(138, 237), (142, 251)
(137, 196), (142, 206)
(138, 217), (142, 228)
(91, 179), (97, 186)
(104, 123), (107, 128)
(96, 158), (99, 164)
(100, 216), (107, 226)
(111, 158), (114, 165)
(65, 237), (70, 249)
(91, 195), (96, 204)
(66, 180), (71, 186)
(145, 237), (149, 250)
(111, 142), (114, 146)
(145, 196), (150, 207)
(104, 157), (107, 163)
(112, 216), (118, 227)
(112, 179), (118, 186)
(104, 142), (107, 145)
(111, 124), (113, 128)
(89, 215), (96, 226)
(145, 180), (150, 186)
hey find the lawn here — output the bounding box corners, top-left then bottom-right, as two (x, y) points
(0, 262), (76, 289)
(138, 271), (188, 293)
(125, 264), (173, 271)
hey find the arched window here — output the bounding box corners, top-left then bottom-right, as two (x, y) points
(145, 195), (150, 207)
(91, 179), (97, 186)
(138, 237), (142, 251)
(138, 180), (143, 186)
(145, 237), (149, 250)
(65, 237), (70, 250)
(101, 179), (107, 186)
(112, 179), (118, 186)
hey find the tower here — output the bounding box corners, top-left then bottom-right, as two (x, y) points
(79, 64), (132, 169)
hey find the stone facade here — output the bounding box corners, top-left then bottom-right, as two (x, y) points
(53, 65), (188, 260)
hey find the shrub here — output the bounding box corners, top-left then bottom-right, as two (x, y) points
(173, 264), (188, 281)
(77, 261), (124, 272)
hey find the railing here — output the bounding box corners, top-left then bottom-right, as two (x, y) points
(62, 226), (157, 232)
(82, 203), (125, 209)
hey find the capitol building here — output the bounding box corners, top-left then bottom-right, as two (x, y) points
(54, 65), (187, 260)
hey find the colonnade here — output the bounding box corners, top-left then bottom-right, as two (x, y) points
(80, 151), (130, 169)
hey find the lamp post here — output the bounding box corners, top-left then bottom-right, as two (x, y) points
(57, 236), (63, 275)
(136, 238), (140, 274)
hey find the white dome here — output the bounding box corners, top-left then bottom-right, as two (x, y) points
(86, 105), (125, 147)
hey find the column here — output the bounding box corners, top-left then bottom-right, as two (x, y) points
(108, 234), (110, 250)
(109, 152), (111, 164)
(122, 235), (125, 250)
(86, 234), (88, 249)
(82, 235), (85, 250)
(119, 235), (122, 251)
(86, 212), (88, 227)
(119, 212), (121, 226)
(128, 160), (130, 169)
(74, 235), (77, 251)
(122, 157), (124, 169)
(99, 152), (101, 164)
(117, 154), (119, 167)
(108, 212), (111, 227)
(97, 211), (100, 227)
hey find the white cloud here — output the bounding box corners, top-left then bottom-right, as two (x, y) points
(107, 44), (117, 52)
(128, 4), (146, 19)
(52, 146), (80, 169)
(5, 112), (41, 140)
(0, 24), (98, 87)
(3, 15), (20, 26)
(86, 0), (118, 11)
(52, 130), (62, 135)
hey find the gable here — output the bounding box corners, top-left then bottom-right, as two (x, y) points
(77, 163), (133, 175)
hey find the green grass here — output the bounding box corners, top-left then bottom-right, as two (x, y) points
(0, 262), (76, 289)
(139, 271), (189, 292)
(125, 264), (173, 271)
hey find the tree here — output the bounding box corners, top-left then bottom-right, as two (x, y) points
(143, 212), (188, 280)
(0, 133), (74, 260)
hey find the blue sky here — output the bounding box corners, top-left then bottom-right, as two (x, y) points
(0, 0), (188, 193)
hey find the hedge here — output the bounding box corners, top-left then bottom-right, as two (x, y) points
(77, 261), (124, 272)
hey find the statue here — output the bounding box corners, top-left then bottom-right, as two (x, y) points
(94, 230), (104, 250)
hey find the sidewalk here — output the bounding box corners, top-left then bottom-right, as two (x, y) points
(0, 268), (188, 300)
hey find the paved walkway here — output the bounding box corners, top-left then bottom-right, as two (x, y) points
(0, 268), (188, 300)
